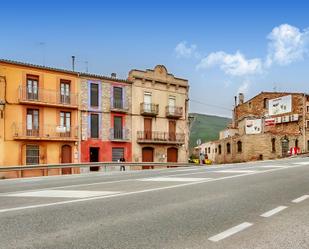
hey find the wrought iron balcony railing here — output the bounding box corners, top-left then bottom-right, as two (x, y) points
(18, 86), (78, 108)
(110, 99), (129, 112)
(137, 131), (185, 144)
(140, 103), (159, 116)
(109, 128), (130, 141)
(12, 123), (78, 141)
(165, 106), (183, 118)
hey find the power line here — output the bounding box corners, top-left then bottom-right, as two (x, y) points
(190, 99), (233, 111)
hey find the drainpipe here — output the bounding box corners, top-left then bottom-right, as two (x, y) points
(303, 94), (306, 152)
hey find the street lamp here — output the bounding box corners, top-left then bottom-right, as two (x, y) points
(0, 100), (5, 119)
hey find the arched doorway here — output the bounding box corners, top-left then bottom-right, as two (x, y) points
(61, 145), (72, 174)
(167, 147), (178, 168)
(142, 147), (154, 169)
(281, 136), (289, 157)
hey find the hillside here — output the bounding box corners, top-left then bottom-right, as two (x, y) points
(189, 113), (231, 151)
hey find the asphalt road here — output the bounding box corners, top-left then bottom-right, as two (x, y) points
(0, 158), (308, 249)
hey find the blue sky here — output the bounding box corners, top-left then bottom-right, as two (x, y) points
(1, 0), (309, 117)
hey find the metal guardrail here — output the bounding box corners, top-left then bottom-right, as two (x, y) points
(0, 162), (192, 172)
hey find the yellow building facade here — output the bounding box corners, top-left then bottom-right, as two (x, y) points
(0, 60), (80, 178)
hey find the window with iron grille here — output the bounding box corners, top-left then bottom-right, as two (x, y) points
(113, 116), (123, 139)
(90, 83), (99, 107)
(26, 145), (40, 165)
(90, 114), (99, 138)
(113, 87), (123, 109)
(60, 80), (71, 104)
(26, 75), (39, 100)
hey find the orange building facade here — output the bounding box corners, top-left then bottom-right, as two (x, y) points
(0, 60), (80, 177)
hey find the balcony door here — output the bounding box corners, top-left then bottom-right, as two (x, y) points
(168, 96), (176, 114)
(26, 75), (39, 100)
(26, 109), (39, 136)
(144, 118), (152, 140)
(144, 92), (152, 112)
(113, 87), (123, 109)
(60, 111), (71, 137)
(114, 116), (123, 139)
(60, 80), (70, 104)
(169, 120), (176, 141)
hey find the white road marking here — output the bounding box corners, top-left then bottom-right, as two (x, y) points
(292, 195), (309, 203)
(217, 170), (256, 173)
(0, 164), (306, 214)
(174, 169), (200, 172)
(138, 177), (210, 182)
(4, 190), (120, 198)
(259, 165), (285, 168)
(260, 206), (288, 218)
(208, 222), (253, 242)
(293, 162), (309, 165)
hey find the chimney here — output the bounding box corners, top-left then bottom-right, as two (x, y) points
(239, 93), (244, 105)
(111, 73), (117, 78)
(71, 56), (75, 71)
(234, 96), (237, 106)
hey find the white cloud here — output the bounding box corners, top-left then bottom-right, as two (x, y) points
(196, 51), (262, 76)
(266, 24), (309, 66)
(237, 80), (250, 94)
(174, 41), (198, 58)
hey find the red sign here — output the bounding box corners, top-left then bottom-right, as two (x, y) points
(265, 118), (275, 126)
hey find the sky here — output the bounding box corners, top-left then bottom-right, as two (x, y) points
(1, 0), (309, 117)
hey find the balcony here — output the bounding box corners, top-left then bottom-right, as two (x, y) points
(166, 106), (183, 119)
(12, 123), (78, 141)
(109, 128), (130, 142)
(140, 103), (159, 116)
(137, 131), (185, 144)
(18, 86), (78, 109)
(110, 99), (129, 113)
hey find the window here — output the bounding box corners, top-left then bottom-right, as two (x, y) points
(218, 145), (222, 154)
(112, 148), (124, 162)
(237, 141), (242, 153)
(208, 147), (210, 153)
(60, 111), (71, 136)
(90, 83), (99, 107)
(248, 102), (252, 108)
(26, 75), (39, 100)
(168, 96), (176, 113)
(113, 116), (123, 139)
(271, 138), (276, 152)
(90, 114), (99, 138)
(215, 148), (217, 153)
(113, 87), (123, 109)
(307, 106), (309, 113)
(26, 109), (39, 136)
(227, 143), (231, 154)
(263, 98), (269, 109)
(60, 80), (70, 104)
(307, 120), (309, 128)
(144, 92), (152, 112)
(26, 145), (39, 165)
(295, 139), (299, 148)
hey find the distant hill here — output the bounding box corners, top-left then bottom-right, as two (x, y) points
(189, 113), (231, 152)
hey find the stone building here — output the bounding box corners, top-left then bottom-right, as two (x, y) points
(79, 73), (132, 170)
(128, 65), (189, 165)
(199, 92), (309, 164)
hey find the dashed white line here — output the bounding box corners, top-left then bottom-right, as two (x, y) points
(260, 165), (285, 168)
(208, 222), (253, 242)
(260, 206), (288, 218)
(292, 195), (309, 203)
(138, 177), (210, 182)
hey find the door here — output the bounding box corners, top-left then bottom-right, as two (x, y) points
(167, 147), (178, 167)
(113, 87), (123, 109)
(142, 147), (154, 169)
(113, 116), (123, 139)
(60, 80), (70, 104)
(144, 118), (152, 140)
(169, 120), (176, 141)
(90, 147), (100, 171)
(26, 75), (39, 100)
(144, 92), (152, 112)
(281, 138), (289, 157)
(60, 111), (71, 137)
(26, 109), (39, 136)
(168, 96), (176, 114)
(61, 145), (72, 174)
